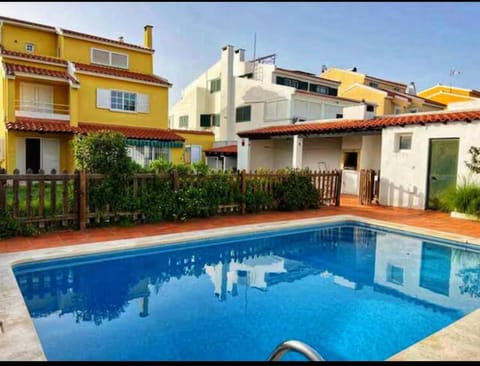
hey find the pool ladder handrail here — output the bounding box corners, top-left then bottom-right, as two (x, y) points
(268, 340), (325, 361)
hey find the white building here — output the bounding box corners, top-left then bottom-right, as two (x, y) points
(169, 45), (361, 169)
(237, 104), (480, 209)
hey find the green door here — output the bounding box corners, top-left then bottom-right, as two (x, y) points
(426, 138), (459, 209)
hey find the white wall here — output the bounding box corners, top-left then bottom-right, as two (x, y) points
(302, 137), (342, 171)
(380, 121), (480, 209)
(273, 139), (293, 170)
(374, 233), (480, 313)
(360, 135), (382, 170)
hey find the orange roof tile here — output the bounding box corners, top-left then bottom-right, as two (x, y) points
(77, 123), (184, 141)
(4, 62), (78, 84)
(6, 117), (76, 133)
(205, 145), (237, 155)
(74, 62), (171, 86)
(0, 46), (67, 65)
(238, 110), (480, 139)
(294, 89), (362, 104)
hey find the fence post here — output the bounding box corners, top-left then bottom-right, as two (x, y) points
(13, 169), (19, 218)
(335, 169), (342, 207)
(78, 170), (87, 230)
(171, 169), (179, 191)
(240, 169), (246, 215)
(0, 168), (6, 212)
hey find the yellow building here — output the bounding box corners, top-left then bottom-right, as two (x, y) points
(418, 84), (480, 105)
(0, 16), (213, 173)
(320, 67), (446, 115)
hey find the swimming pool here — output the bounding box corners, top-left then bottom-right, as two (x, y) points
(10, 219), (480, 361)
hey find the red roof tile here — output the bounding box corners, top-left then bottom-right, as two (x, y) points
(6, 117), (76, 133)
(169, 129), (215, 136)
(4, 62), (78, 84)
(238, 110), (480, 138)
(78, 123), (184, 142)
(275, 67), (340, 84)
(0, 46), (67, 65)
(377, 87), (446, 107)
(205, 145), (237, 155)
(61, 28), (153, 52)
(74, 62), (171, 86)
(0, 16), (55, 30)
(365, 75), (407, 88)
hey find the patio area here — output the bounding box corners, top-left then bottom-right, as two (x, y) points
(1, 195), (478, 253)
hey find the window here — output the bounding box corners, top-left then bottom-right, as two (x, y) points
(91, 48), (129, 69)
(127, 144), (169, 167)
(394, 87), (401, 92)
(394, 106), (402, 114)
(366, 105), (375, 112)
(398, 134), (412, 150)
(368, 81), (378, 88)
(210, 78), (221, 93)
(97, 89), (148, 113)
(236, 105), (251, 122)
(111, 90), (136, 111)
(408, 108), (418, 113)
(387, 264), (404, 285)
(276, 76), (307, 90)
(179, 115), (189, 128)
(25, 43), (35, 53)
(336, 113), (343, 119)
(200, 114), (220, 127)
(343, 151), (359, 170)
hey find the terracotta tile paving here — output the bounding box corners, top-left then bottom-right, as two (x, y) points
(1, 195), (479, 254)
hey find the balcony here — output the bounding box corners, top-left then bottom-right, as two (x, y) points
(15, 100), (70, 121)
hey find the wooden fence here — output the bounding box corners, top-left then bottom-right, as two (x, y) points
(359, 169), (380, 205)
(0, 169), (342, 231)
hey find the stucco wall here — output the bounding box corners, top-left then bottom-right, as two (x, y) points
(380, 122), (480, 209)
(302, 137), (342, 171)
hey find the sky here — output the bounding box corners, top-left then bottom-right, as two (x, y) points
(1, 2), (479, 106)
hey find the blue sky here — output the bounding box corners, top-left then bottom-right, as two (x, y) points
(1, 2), (479, 105)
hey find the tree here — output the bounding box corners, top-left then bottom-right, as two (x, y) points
(465, 146), (480, 174)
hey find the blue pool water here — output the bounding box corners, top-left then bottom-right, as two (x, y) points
(13, 221), (480, 361)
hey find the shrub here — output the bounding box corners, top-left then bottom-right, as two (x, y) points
(0, 209), (20, 239)
(465, 146), (480, 174)
(439, 179), (480, 217)
(274, 170), (320, 211)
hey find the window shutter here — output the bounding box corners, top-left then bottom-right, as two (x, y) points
(137, 93), (149, 113)
(96, 89), (110, 109)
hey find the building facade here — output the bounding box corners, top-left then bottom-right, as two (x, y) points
(320, 67), (446, 115)
(0, 16), (213, 173)
(169, 45), (361, 148)
(418, 84), (480, 106)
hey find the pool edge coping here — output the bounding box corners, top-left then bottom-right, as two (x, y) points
(0, 214), (479, 361)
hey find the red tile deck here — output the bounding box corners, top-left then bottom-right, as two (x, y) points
(1, 195), (479, 253)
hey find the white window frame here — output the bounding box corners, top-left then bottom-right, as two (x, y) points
(179, 115), (189, 128)
(25, 43), (35, 53)
(91, 47), (129, 69)
(398, 134), (412, 151)
(110, 89), (137, 113)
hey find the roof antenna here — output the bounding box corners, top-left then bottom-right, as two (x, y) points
(253, 32), (256, 61)
(449, 68), (460, 94)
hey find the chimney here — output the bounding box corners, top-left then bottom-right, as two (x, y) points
(342, 101), (376, 120)
(234, 48), (245, 62)
(144, 25), (153, 49)
(406, 81), (416, 95)
(118, 36), (124, 43)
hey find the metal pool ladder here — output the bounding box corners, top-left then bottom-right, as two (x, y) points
(268, 340), (325, 361)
